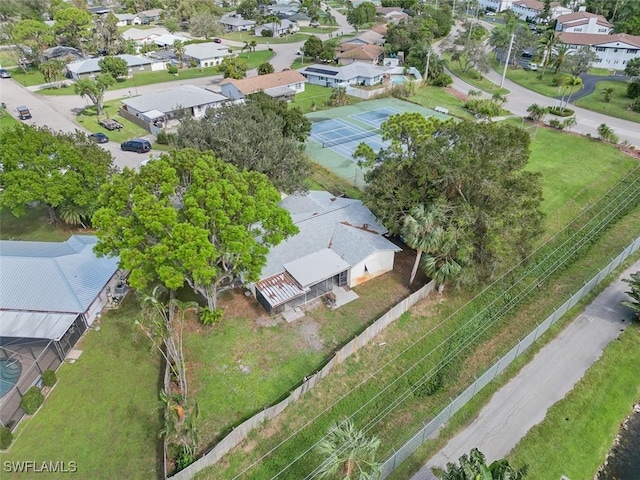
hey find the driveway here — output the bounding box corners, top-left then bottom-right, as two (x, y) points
(411, 259), (640, 479)
(1, 76), (151, 170)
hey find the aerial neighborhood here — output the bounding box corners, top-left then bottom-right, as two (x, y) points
(1, 0), (640, 479)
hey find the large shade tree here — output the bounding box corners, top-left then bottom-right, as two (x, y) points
(433, 448), (528, 480)
(0, 124), (115, 225)
(621, 272), (640, 320)
(357, 114), (544, 286)
(74, 73), (115, 115)
(93, 149), (298, 310)
(174, 97), (311, 193)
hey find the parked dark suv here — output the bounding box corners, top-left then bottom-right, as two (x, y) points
(121, 139), (151, 153)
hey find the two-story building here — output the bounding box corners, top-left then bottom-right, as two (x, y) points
(556, 32), (640, 70)
(555, 11), (613, 35)
(511, 0), (571, 22)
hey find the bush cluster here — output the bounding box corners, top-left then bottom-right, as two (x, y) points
(0, 427), (12, 450)
(20, 387), (44, 415)
(41, 369), (57, 387)
(547, 107), (574, 117)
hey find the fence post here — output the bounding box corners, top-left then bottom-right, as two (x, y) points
(447, 399), (454, 421)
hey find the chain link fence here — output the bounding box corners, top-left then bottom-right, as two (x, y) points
(379, 236), (640, 478)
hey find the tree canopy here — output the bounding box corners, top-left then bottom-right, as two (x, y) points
(358, 114), (543, 286)
(219, 56), (248, 79)
(346, 2), (377, 31)
(54, 7), (93, 54)
(433, 448), (528, 480)
(98, 56), (128, 78)
(74, 73), (115, 115)
(0, 124), (115, 226)
(93, 149), (297, 309)
(174, 97), (311, 193)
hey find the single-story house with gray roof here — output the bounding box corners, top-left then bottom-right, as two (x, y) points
(254, 19), (299, 37)
(297, 62), (388, 87)
(66, 54), (162, 80)
(121, 85), (227, 123)
(220, 16), (256, 32)
(252, 191), (401, 314)
(184, 42), (233, 67)
(0, 235), (123, 427)
(114, 13), (143, 26)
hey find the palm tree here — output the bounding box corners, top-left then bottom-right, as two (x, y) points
(551, 43), (571, 73)
(433, 448), (528, 480)
(249, 40), (257, 52)
(597, 123), (618, 143)
(621, 272), (640, 319)
(329, 86), (349, 107)
(563, 75), (582, 108)
(491, 92), (507, 106)
(402, 204), (446, 287)
(538, 29), (557, 75)
(526, 103), (546, 122)
(173, 40), (185, 64)
(316, 419), (381, 480)
(601, 87), (613, 102)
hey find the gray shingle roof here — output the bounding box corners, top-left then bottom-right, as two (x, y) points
(260, 191), (400, 280)
(184, 42), (232, 61)
(297, 62), (388, 81)
(121, 85), (227, 114)
(0, 235), (119, 314)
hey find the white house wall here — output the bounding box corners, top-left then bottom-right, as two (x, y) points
(591, 43), (640, 69)
(348, 250), (395, 287)
(150, 62), (166, 71)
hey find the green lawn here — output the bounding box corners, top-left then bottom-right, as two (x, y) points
(444, 55), (509, 95)
(9, 68), (47, 87)
(507, 324), (640, 479)
(76, 99), (149, 144)
(408, 85), (476, 120)
(0, 205), (80, 242)
(588, 67), (614, 76)
(291, 84), (335, 113)
(0, 108), (19, 130)
(0, 49), (17, 68)
(525, 126), (638, 236)
(574, 80), (639, 123)
(290, 56), (314, 69)
(298, 26), (339, 34)
(0, 296), (162, 480)
(220, 32), (310, 44)
(490, 58), (580, 98)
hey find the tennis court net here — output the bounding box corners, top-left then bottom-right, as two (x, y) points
(322, 129), (379, 148)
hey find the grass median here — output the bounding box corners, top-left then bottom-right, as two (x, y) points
(574, 80), (639, 124)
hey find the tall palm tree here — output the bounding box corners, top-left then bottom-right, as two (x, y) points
(433, 448), (528, 480)
(526, 103), (546, 122)
(563, 75), (582, 108)
(551, 43), (571, 73)
(538, 29), (557, 75)
(316, 419), (381, 480)
(402, 204), (446, 287)
(173, 40), (185, 63)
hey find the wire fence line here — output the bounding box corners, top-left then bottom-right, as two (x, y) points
(170, 280), (436, 480)
(378, 235), (640, 479)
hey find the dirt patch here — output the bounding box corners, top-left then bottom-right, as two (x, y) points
(218, 288), (265, 322)
(295, 317), (324, 351)
(444, 86), (468, 102)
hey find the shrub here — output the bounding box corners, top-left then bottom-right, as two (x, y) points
(199, 307), (223, 326)
(547, 106), (574, 117)
(627, 79), (640, 99)
(0, 427), (12, 450)
(548, 118), (562, 129)
(261, 29), (274, 37)
(41, 369), (57, 387)
(431, 72), (452, 87)
(629, 98), (640, 113)
(156, 131), (176, 145)
(20, 387), (44, 415)
(464, 98), (504, 117)
(167, 64), (178, 74)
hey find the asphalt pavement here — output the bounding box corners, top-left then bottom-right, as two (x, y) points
(411, 259), (640, 479)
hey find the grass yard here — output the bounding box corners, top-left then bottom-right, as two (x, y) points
(0, 108), (19, 130)
(0, 49), (17, 67)
(444, 55), (509, 96)
(308, 162), (363, 199)
(588, 67), (614, 76)
(186, 245), (427, 456)
(490, 59), (580, 98)
(291, 84), (334, 113)
(574, 80), (640, 123)
(524, 126), (638, 237)
(0, 296), (162, 479)
(290, 55), (314, 69)
(408, 85), (476, 120)
(0, 205), (84, 242)
(507, 324), (640, 479)
(76, 99), (148, 144)
(220, 32), (310, 44)
(9, 68), (46, 87)
(298, 26), (339, 34)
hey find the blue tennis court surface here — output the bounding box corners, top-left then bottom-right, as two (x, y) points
(309, 108), (401, 161)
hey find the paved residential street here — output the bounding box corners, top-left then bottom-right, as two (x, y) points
(411, 259), (640, 479)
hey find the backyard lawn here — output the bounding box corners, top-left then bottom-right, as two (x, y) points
(291, 84), (335, 113)
(574, 80), (639, 123)
(0, 296), (162, 480)
(76, 99), (148, 144)
(298, 26), (339, 34)
(508, 324), (640, 479)
(408, 85), (476, 120)
(8, 68), (47, 87)
(0, 206), (83, 242)
(220, 32), (310, 44)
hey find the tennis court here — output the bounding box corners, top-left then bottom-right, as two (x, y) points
(305, 98), (450, 188)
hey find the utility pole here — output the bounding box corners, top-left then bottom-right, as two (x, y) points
(500, 33), (515, 88)
(424, 48), (432, 84)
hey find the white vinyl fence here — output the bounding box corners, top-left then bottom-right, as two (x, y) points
(170, 280), (436, 479)
(378, 236), (640, 478)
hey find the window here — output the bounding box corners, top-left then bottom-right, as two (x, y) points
(628, 49), (638, 54)
(598, 28), (607, 32)
(574, 28), (582, 32)
(139, 65), (145, 70)
(596, 47), (605, 52)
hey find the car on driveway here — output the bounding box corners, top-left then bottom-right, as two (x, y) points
(121, 138), (151, 153)
(89, 132), (109, 143)
(527, 62), (538, 71)
(99, 118), (123, 130)
(0, 69), (11, 78)
(213, 38), (222, 43)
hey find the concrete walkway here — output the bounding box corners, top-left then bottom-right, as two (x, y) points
(411, 260), (640, 479)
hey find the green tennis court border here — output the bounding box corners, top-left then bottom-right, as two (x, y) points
(305, 98), (450, 189)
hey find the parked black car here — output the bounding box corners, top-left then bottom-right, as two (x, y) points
(99, 118), (123, 130)
(89, 132), (109, 143)
(17, 105), (32, 120)
(121, 139), (151, 153)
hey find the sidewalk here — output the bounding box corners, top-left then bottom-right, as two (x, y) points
(411, 259), (640, 479)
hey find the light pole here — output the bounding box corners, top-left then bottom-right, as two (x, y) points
(424, 48), (431, 84)
(500, 33), (515, 88)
